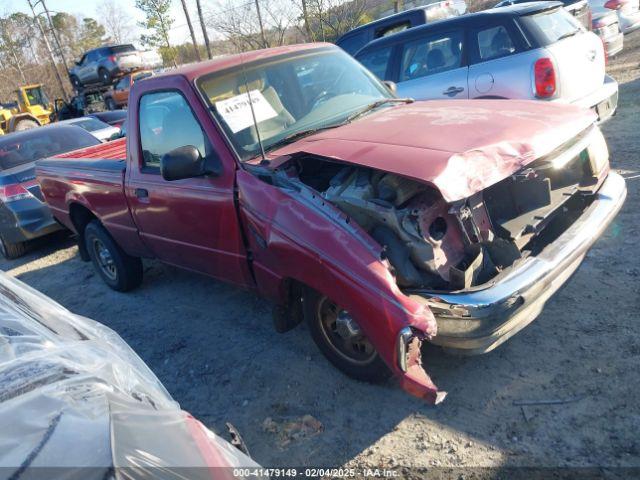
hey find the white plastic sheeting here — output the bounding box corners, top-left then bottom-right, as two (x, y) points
(0, 272), (260, 479)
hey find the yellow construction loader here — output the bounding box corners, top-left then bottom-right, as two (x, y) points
(0, 85), (53, 134)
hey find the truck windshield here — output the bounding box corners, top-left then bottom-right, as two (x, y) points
(197, 47), (392, 161)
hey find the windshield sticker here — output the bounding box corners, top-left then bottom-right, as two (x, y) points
(215, 90), (278, 133)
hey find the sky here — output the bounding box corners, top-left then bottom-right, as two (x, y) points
(0, 0), (203, 47)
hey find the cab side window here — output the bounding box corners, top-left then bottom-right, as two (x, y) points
(476, 25), (516, 61)
(356, 46), (393, 80)
(139, 91), (213, 171)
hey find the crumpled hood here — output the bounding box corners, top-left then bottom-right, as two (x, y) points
(269, 99), (596, 202)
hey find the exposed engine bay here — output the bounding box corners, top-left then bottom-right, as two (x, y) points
(273, 130), (604, 292)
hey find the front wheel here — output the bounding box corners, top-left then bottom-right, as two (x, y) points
(70, 75), (82, 90)
(84, 220), (142, 292)
(303, 289), (391, 383)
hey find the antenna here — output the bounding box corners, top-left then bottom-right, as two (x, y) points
(239, 51), (268, 165)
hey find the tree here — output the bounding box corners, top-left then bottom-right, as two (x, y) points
(179, 0), (201, 61)
(51, 13), (107, 60)
(304, 0), (370, 42)
(99, 0), (135, 44)
(195, 0), (212, 59)
(209, 0), (298, 52)
(136, 0), (176, 67)
(0, 13), (35, 84)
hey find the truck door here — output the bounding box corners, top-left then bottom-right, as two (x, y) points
(126, 86), (253, 288)
(395, 29), (469, 100)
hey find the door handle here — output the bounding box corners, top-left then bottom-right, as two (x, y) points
(135, 188), (148, 198)
(443, 86), (465, 97)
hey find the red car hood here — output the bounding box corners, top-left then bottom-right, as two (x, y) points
(268, 99), (596, 202)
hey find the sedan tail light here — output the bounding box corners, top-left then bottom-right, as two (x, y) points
(604, 0), (625, 9)
(534, 58), (556, 98)
(0, 183), (33, 203)
(108, 55), (117, 62)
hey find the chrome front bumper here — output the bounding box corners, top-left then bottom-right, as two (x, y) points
(408, 172), (627, 355)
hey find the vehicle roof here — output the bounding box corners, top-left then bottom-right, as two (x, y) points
(0, 124), (95, 144)
(152, 43), (334, 82)
(337, 6), (430, 39)
(357, 1), (562, 52)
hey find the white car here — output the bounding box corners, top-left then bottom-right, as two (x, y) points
(589, 0), (640, 32)
(56, 116), (121, 142)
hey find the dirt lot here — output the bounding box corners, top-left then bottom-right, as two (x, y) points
(2, 32), (640, 473)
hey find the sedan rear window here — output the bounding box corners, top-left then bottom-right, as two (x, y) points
(71, 118), (111, 132)
(0, 127), (99, 170)
(520, 7), (583, 45)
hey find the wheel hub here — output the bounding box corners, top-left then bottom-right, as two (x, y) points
(93, 239), (117, 280)
(335, 310), (362, 340)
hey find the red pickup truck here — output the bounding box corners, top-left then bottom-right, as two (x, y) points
(36, 43), (626, 403)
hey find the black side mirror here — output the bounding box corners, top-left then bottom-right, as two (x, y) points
(160, 145), (221, 181)
(383, 80), (397, 95)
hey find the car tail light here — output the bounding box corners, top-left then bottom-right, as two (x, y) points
(588, 9), (593, 30)
(109, 55), (117, 62)
(604, 0), (624, 9)
(534, 58), (556, 98)
(601, 37), (609, 65)
(0, 183), (33, 203)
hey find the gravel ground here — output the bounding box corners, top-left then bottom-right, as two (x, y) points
(2, 32), (640, 474)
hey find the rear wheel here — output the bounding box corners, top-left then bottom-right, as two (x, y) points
(14, 120), (38, 131)
(0, 235), (26, 259)
(99, 68), (111, 86)
(303, 289), (391, 383)
(84, 220), (142, 291)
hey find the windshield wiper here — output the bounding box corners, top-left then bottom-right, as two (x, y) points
(347, 97), (413, 123)
(264, 123), (346, 154)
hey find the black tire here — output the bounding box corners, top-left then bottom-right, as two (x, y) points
(84, 220), (142, 292)
(0, 235), (27, 259)
(70, 75), (82, 90)
(98, 68), (111, 86)
(14, 119), (38, 131)
(303, 289), (391, 383)
(105, 97), (117, 111)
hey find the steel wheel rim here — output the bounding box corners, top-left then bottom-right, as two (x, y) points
(317, 297), (377, 365)
(92, 238), (117, 281)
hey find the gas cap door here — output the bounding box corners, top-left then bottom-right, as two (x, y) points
(475, 73), (494, 94)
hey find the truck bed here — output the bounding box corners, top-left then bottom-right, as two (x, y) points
(35, 137), (144, 256)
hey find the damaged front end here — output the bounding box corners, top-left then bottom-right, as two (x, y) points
(257, 122), (625, 402)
